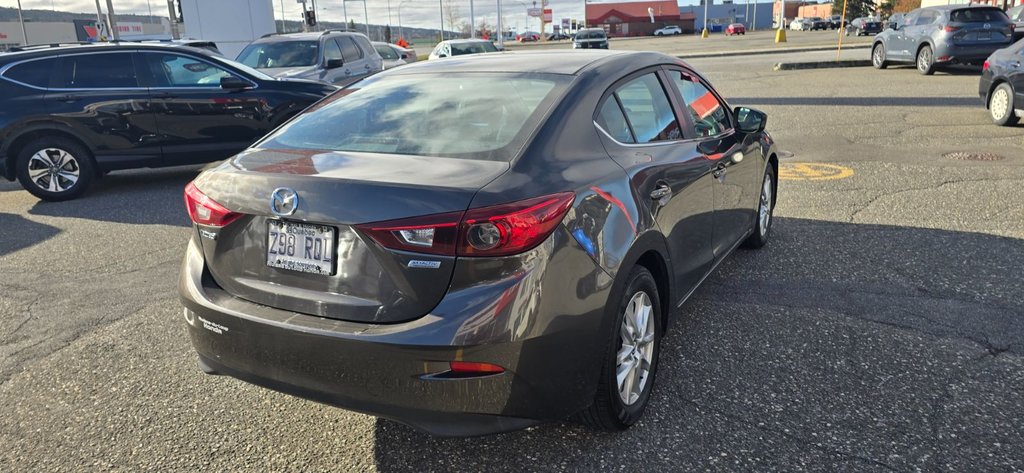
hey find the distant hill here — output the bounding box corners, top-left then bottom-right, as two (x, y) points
(0, 6), (450, 41)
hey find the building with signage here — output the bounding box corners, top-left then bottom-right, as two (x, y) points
(585, 0), (695, 36)
(682, 1), (776, 32)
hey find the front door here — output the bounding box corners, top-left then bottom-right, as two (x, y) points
(667, 69), (759, 258)
(595, 71), (715, 294)
(139, 51), (270, 165)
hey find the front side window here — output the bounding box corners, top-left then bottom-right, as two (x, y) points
(57, 53), (138, 89)
(324, 39), (343, 62)
(144, 53), (234, 87)
(259, 73), (567, 161)
(237, 41), (319, 68)
(3, 57), (58, 88)
(613, 73), (682, 143)
(338, 37), (362, 61)
(671, 72), (732, 138)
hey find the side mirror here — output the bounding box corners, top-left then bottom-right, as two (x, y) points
(325, 58), (344, 69)
(220, 76), (252, 90)
(889, 22), (899, 31)
(734, 106), (767, 134)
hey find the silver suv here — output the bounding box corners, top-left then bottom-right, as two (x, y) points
(237, 30), (382, 86)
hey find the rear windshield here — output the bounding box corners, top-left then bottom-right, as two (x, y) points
(237, 40), (319, 68)
(258, 73), (569, 161)
(450, 41), (498, 55)
(950, 8), (1008, 23)
(576, 30), (606, 39)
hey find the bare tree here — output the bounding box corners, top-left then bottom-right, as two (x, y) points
(443, 0), (462, 39)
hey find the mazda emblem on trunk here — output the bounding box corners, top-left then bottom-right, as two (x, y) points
(270, 188), (299, 216)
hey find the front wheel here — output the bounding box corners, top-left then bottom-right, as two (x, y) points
(989, 83), (1020, 126)
(743, 164), (776, 249)
(577, 266), (662, 431)
(16, 137), (96, 201)
(872, 43), (888, 69)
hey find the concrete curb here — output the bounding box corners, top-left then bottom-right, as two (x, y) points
(676, 43), (870, 59)
(772, 59), (872, 70)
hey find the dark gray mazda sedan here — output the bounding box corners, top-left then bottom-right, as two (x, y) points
(180, 50), (779, 436)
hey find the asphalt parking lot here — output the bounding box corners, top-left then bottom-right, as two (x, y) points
(1, 49), (1023, 471)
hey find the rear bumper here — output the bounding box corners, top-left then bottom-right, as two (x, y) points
(179, 229), (611, 436)
(936, 44), (1011, 64)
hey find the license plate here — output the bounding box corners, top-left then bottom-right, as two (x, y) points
(979, 32), (991, 40)
(266, 220), (336, 275)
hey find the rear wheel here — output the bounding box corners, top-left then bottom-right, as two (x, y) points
(917, 45), (935, 75)
(16, 137), (96, 201)
(577, 266), (662, 431)
(743, 164), (776, 249)
(872, 43), (888, 69)
(989, 83), (1020, 126)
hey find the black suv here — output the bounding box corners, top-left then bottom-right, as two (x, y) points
(0, 43), (336, 201)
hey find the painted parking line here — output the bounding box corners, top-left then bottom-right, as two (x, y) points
(779, 162), (854, 181)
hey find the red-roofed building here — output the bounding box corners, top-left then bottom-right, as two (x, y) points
(585, 1), (696, 36)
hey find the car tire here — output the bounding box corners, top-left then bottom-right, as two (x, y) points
(872, 43), (888, 69)
(917, 45), (935, 75)
(742, 164), (776, 249)
(577, 265), (662, 431)
(16, 136), (96, 202)
(988, 83), (1020, 127)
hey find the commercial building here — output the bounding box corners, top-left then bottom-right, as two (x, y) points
(585, 0), (696, 36)
(682, 2), (776, 32)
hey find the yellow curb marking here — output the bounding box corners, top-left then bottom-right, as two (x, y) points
(779, 162), (854, 181)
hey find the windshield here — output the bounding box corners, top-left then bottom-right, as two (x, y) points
(950, 8), (1008, 23)
(237, 41), (320, 68)
(450, 41), (498, 55)
(576, 30), (606, 40)
(259, 73), (568, 161)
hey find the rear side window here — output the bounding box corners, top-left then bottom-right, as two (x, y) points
(596, 97), (635, 143)
(375, 44), (398, 60)
(916, 11), (939, 25)
(950, 8), (1008, 23)
(613, 73), (682, 143)
(338, 37), (362, 61)
(324, 39), (343, 62)
(3, 58), (58, 88)
(57, 53), (138, 89)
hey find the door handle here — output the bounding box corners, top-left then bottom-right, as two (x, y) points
(712, 162), (727, 179)
(649, 184), (672, 201)
(345, 69), (352, 76)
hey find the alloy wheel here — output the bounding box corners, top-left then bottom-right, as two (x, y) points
(918, 47), (932, 73)
(759, 172), (773, 236)
(27, 148), (80, 193)
(616, 291), (655, 406)
(990, 88), (1010, 121)
(872, 46), (883, 67)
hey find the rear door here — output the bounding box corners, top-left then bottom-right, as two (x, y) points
(140, 51), (269, 165)
(337, 36), (371, 85)
(595, 70), (715, 294)
(50, 51), (162, 168)
(1011, 43), (1024, 107)
(668, 69), (759, 259)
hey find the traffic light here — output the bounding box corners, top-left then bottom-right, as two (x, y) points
(304, 10), (317, 27)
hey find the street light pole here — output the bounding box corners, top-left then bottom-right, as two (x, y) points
(702, 0), (709, 38)
(16, 0), (28, 46)
(497, 0), (504, 48)
(363, 0), (370, 39)
(470, 0), (476, 38)
(105, 0), (120, 40)
(439, 0), (445, 41)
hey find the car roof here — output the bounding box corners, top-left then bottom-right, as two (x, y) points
(383, 50), (669, 76)
(441, 39), (492, 44)
(923, 4), (1001, 11)
(253, 31), (365, 43)
(0, 41), (214, 63)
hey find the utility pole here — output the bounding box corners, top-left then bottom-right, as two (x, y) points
(16, 0), (28, 46)
(470, 0), (476, 38)
(363, 0), (370, 39)
(439, 0), (444, 41)
(497, 0), (504, 48)
(105, 0), (120, 39)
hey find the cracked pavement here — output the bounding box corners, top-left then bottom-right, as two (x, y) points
(0, 52), (1022, 471)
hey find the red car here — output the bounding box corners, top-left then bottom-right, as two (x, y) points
(726, 23), (746, 36)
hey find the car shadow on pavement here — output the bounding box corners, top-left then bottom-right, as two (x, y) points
(732, 96), (981, 107)
(26, 165), (204, 227)
(370, 217), (1024, 472)
(0, 212), (61, 257)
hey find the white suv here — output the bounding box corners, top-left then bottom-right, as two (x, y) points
(653, 25), (682, 36)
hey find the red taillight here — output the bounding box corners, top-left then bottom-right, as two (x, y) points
(449, 361), (504, 374)
(184, 181), (242, 227)
(460, 192), (576, 257)
(944, 26), (960, 33)
(983, 60), (990, 71)
(355, 192), (576, 257)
